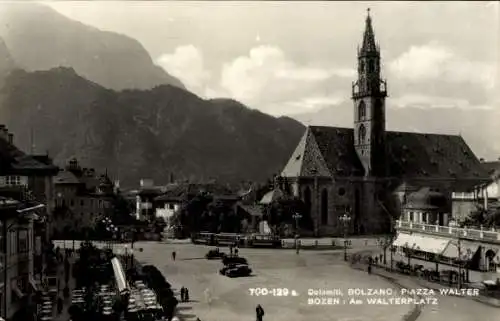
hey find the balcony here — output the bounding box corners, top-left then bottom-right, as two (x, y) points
(395, 220), (500, 243)
(352, 80), (387, 99)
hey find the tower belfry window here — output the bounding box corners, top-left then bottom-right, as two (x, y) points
(368, 60), (375, 73)
(358, 101), (366, 121)
(358, 124), (366, 144)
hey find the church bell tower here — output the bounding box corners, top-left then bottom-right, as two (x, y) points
(352, 9), (388, 177)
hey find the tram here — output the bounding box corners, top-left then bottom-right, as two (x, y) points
(191, 232), (216, 245)
(246, 234), (281, 248)
(214, 233), (243, 246)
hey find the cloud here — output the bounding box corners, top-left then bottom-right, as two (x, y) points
(219, 45), (354, 115)
(156, 45), (211, 93)
(391, 94), (494, 110)
(389, 42), (495, 90)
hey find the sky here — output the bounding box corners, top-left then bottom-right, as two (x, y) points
(42, 1), (499, 117)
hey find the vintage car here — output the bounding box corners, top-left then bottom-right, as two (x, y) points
(223, 264), (252, 278)
(205, 249), (226, 260)
(222, 256), (248, 266)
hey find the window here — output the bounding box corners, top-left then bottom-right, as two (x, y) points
(358, 101), (366, 121)
(5, 176), (21, 186)
(168, 204), (175, 210)
(321, 189), (328, 225)
(409, 212), (414, 222)
(368, 59), (375, 73)
(99, 200), (103, 208)
(18, 229), (28, 253)
(9, 230), (16, 256)
(358, 124), (366, 144)
(70, 199), (74, 207)
(338, 188), (346, 196)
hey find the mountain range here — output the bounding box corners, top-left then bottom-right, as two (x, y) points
(0, 68), (304, 186)
(0, 3), (184, 91)
(0, 2), (497, 189)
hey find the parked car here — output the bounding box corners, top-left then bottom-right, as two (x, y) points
(223, 264), (252, 278)
(222, 256), (248, 266)
(219, 263), (239, 275)
(205, 249), (226, 260)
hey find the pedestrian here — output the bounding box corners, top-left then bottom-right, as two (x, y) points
(256, 304), (264, 321)
(229, 244), (233, 256)
(172, 251), (176, 261)
(204, 288), (212, 305)
(180, 287), (185, 302)
(185, 288), (190, 302)
(379, 254), (383, 263)
(57, 296), (63, 315)
(367, 264), (372, 274)
(234, 248), (239, 257)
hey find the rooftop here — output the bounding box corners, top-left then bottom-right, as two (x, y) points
(282, 126), (490, 191)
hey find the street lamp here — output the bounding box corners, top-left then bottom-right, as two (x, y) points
(449, 221), (471, 289)
(292, 213), (302, 254)
(339, 212), (351, 261)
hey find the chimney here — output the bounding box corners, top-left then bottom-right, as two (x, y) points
(8, 133), (13, 144)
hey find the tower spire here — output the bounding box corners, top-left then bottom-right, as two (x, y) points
(361, 8), (377, 55)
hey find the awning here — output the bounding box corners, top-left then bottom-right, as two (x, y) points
(392, 233), (414, 247)
(12, 282), (24, 299)
(411, 234), (450, 255)
(442, 241), (480, 260)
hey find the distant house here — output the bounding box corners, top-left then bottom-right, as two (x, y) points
(154, 182), (239, 220)
(53, 158), (115, 235)
(451, 158), (500, 222)
(126, 179), (168, 221)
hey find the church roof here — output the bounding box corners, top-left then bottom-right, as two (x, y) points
(282, 126), (490, 186)
(360, 8), (378, 55)
(483, 161), (500, 177)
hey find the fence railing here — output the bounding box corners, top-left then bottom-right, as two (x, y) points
(396, 220), (500, 242)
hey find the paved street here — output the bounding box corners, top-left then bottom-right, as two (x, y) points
(53, 240), (499, 321)
(114, 242), (411, 321)
(366, 250), (500, 321)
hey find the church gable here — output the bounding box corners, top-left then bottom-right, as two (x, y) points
(310, 126), (365, 177)
(281, 127), (331, 178)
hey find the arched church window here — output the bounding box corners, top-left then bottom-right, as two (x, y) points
(303, 187), (312, 216)
(374, 99), (383, 121)
(358, 101), (366, 121)
(359, 61), (365, 73)
(368, 59), (375, 73)
(358, 124), (366, 144)
(321, 189), (328, 225)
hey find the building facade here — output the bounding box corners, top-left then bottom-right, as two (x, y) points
(280, 11), (489, 237)
(52, 158), (114, 237)
(0, 125), (58, 320)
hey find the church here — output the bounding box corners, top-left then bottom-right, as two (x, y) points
(280, 10), (490, 237)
